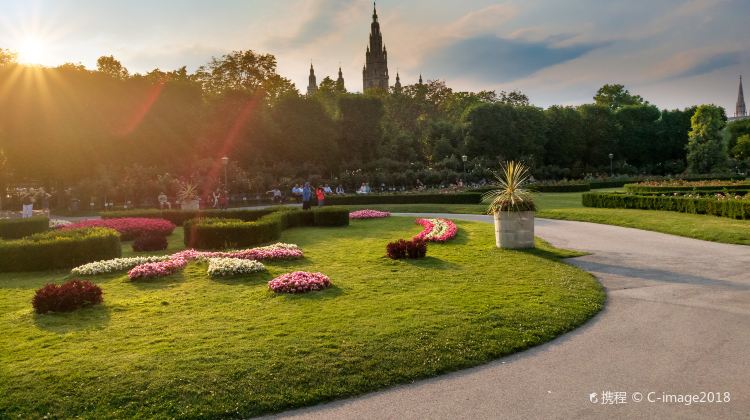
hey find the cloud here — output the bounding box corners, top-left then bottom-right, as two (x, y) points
(651, 49), (742, 81)
(267, 0), (355, 50)
(422, 34), (609, 83)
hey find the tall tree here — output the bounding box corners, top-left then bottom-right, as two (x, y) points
(686, 104), (728, 173)
(339, 95), (384, 164)
(96, 55), (129, 79)
(194, 50), (296, 100)
(594, 84), (646, 110)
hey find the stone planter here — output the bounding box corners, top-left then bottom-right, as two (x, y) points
(180, 199), (200, 211)
(493, 211), (535, 249)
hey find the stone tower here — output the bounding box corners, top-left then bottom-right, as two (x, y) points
(307, 63), (317, 96)
(362, 2), (389, 91)
(393, 72), (402, 92)
(737, 76), (747, 118)
(336, 66), (345, 92)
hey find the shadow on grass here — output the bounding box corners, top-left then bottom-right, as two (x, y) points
(33, 304), (111, 333)
(129, 272), (185, 290)
(268, 284), (344, 301)
(402, 256), (461, 270)
(211, 270), (275, 286)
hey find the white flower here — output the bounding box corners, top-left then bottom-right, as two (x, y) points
(71, 256), (171, 276)
(206, 257), (266, 277)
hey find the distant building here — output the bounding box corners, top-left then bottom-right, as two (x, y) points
(362, 3), (389, 91)
(307, 63), (317, 96)
(730, 75), (748, 122)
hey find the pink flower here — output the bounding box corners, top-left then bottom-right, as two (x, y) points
(349, 209), (391, 219)
(414, 218), (457, 243)
(268, 271), (331, 294)
(128, 257), (188, 280)
(63, 218), (176, 241)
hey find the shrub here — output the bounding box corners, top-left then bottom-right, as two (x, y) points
(484, 161), (536, 213)
(624, 181), (750, 194)
(528, 182), (591, 193)
(326, 193), (481, 206)
(0, 228), (121, 272)
(100, 209), (276, 226)
(32, 280), (103, 314)
(0, 216), (49, 239)
(313, 208), (350, 226)
(63, 218), (175, 241)
(132, 235), (168, 252)
(582, 192), (750, 219)
(386, 239), (427, 259)
(268, 271), (331, 294)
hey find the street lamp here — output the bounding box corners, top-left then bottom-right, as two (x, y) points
(221, 156), (229, 190)
(608, 153), (614, 177)
(461, 155), (468, 173)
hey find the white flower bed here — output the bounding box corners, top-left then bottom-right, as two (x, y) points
(71, 256), (172, 276)
(49, 219), (73, 228)
(206, 257), (266, 278)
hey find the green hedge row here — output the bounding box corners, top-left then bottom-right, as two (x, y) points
(624, 183), (750, 194)
(101, 208), (279, 226)
(184, 208), (350, 250)
(528, 184), (591, 193)
(326, 193), (482, 205)
(0, 228), (121, 272)
(0, 216), (49, 239)
(582, 192), (750, 219)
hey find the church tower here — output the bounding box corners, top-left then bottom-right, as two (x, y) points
(737, 76), (747, 118)
(307, 63), (317, 96)
(363, 2), (389, 91)
(393, 72), (402, 92)
(336, 66), (345, 92)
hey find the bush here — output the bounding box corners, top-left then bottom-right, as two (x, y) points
(313, 208), (350, 227)
(0, 216), (49, 239)
(326, 193), (481, 206)
(132, 235), (168, 252)
(63, 218), (175, 240)
(582, 192), (750, 219)
(386, 239), (427, 259)
(32, 280), (103, 314)
(528, 183), (591, 193)
(624, 182), (750, 194)
(0, 228), (121, 272)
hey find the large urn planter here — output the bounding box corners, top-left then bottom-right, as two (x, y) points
(493, 211), (535, 249)
(180, 199), (200, 211)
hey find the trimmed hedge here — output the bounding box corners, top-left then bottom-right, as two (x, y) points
(0, 228), (121, 272)
(624, 183), (750, 194)
(184, 208), (350, 250)
(101, 208), (278, 226)
(528, 183), (591, 193)
(326, 193), (482, 205)
(0, 216), (49, 239)
(582, 192), (750, 219)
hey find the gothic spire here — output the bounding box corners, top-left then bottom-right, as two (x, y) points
(336, 66), (345, 92)
(307, 63), (317, 96)
(394, 71), (402, 92)
(418, 73), (423, 85)
(373, 2), (378, 21)
(363, 1), (389, 91)
(737, 75), (747, 118)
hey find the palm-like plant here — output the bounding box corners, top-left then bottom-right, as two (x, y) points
(483, 161), (536, 213)
(176, 181), (199, 202)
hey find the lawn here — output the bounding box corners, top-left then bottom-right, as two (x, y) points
(342, 188), (750, 246)
(0, 217), (603, 418)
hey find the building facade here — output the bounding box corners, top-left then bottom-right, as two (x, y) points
(362, 3), (389, 91)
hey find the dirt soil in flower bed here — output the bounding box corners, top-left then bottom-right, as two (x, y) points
(0, 217), (603, 418)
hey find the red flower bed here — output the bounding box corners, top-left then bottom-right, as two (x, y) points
(413, 218), (458, 243)
(132, 235), (168, 252)
(32, 280), (103, 314)
(63, 218), (175, 241)
(268, 271), (331, 294)
(386, 238), (427, 259)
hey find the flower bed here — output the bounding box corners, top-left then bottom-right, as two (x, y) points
(206, 258), (266, 278)
(268, 271), (331, 294)
(49, 219), (73, 229)
(132, 235), (168, 252)
(32, 280), (103, 314)
(128, 257), (188, 281)
(172, 243), (304, 262)
(63, 218), (176, 241)
(413, 218), (458, 242)
(386, 239), (427, 259)
(71, 255), (172, 276)
(349, 209), (391, 219)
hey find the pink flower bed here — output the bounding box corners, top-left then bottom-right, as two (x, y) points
(268, 271), (331, 294)
(128, 257), (188, 280)
(63, 218), (176, 241)
(414, 218), (458, 243)
(349, 209), (391, 219)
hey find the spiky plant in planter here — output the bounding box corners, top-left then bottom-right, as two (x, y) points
(177, 181), (200, 211)
(483, 161), (536, 249)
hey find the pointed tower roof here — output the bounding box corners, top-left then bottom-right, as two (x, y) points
(737, 75), (747, 118)
(307, 62), (317, 96)
(373, 1), (378, 21)
(418, 73), (423, 85)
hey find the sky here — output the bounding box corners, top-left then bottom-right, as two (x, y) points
(1, 0), (748, 111)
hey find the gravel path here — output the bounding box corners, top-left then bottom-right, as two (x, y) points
(271, 214), (750, 419)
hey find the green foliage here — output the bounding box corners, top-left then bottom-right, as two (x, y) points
(593, 83), (647, 110)
(0, 216), (49, 239)
(624, 181), (750, 194)
(484, 161), (536, 213)
(326, 193), (481, 205)
(0, 228), (121, 272)
(730, 134), (750, 160)
(686, 105), (728, 173)
(312, 207), (350, 226)
(726, 118), (750, 153)
(96, 55), (129, 79)
(528, 183), (591, 193)
(582, 192), (750, 219)
(194, 50), (296, 100)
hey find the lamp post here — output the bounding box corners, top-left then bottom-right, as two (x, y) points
(608, 153), (614, 177)
(461, 155), (468, 173)
(221, 156), (229, 191)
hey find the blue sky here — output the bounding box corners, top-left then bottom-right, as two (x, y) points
(1, 0), (748, 110)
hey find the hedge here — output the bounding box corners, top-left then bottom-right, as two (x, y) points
(184, 208), (349, 250)
(624, 183), (750, 194)
(101, 208), (279, 226)
(582, 192), (750, 219)
(326, 193), (482, 206)
(0, 228), (121, 272)
(0, 216), (50, 239)
(528, 183), (591, 193)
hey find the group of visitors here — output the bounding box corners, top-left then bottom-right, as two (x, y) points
(17, 188), (51, 218)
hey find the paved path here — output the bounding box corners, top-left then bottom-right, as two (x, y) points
(271, 214), (750, 419)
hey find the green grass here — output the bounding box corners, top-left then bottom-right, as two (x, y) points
(343, 187), (750, 246)
(0, 218), (603, 418)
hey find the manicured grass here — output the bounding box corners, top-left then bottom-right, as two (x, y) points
(0, 217), (603, 418)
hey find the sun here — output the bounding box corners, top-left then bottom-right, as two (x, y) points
(17, 38), (47, 65)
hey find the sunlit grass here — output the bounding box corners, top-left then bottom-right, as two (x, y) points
(0, 217), (602, 418)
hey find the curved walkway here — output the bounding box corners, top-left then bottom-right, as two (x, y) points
(272, 215), (750, 419)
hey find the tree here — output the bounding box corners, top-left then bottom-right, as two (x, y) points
(543, 106), (585, 170)
(686, 105), (728, 173)
(594, 84), (646, 110)
(615, 104), (660, 167)
(96, 55), (129, 79)
(731, 134), (750, 160)
(194, 50), (296, 100)
(655, 107), (695, 171)
(577, 104), (619, 171)
(726, 118), (750, 155)
(498, 90), (529, 106)
(0, 48), (17, 66)
(339, 95), (384, 164)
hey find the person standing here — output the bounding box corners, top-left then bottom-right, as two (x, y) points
(302, 182), (313, 210)
(316, 185), (326, 207)
(21, 192), (34, 218)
